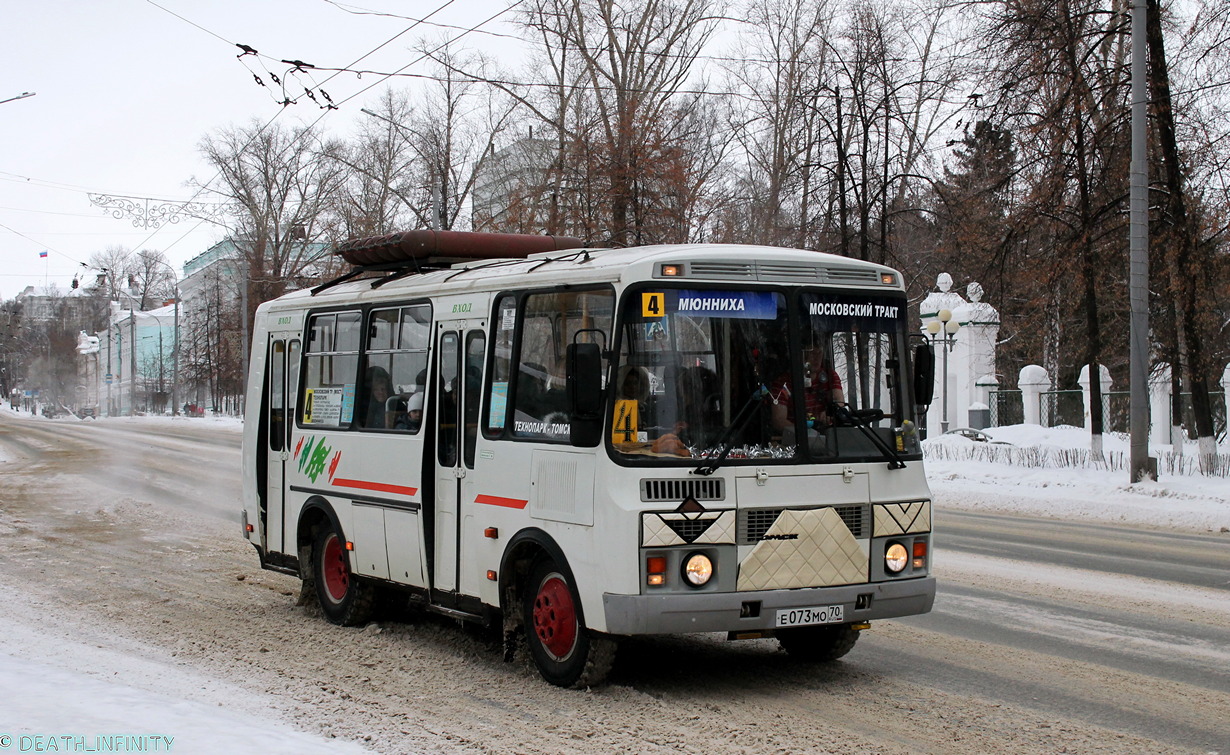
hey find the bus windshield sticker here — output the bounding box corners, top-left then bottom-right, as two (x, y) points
(804, 295), (904, 333)
(612, 399), (641, 445)
(643, 320), (667, 342)
(488, 382), (508, 428)
(306, 387), (345, 425)
(340, 383), (355, 423)
(642, 292), (665, 318)
(673, 290), (777, 319)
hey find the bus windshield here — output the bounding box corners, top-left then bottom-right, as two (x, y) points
(610, 287), (914, 465)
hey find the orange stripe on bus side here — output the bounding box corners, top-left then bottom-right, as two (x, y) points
(332, 478), (418, 497)
(474, 494), (529, 509)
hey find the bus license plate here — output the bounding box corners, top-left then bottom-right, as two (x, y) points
(775, 605), (844, 628)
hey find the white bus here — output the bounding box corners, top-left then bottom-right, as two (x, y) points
(241, 230), (937, 687)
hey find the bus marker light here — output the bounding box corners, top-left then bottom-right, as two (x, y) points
(647, 574), (665, 586)
(345, 541), (354, 551)
(486, 570), (497, 581)
(661, 264), (682, 276)
(484, 527), (499, 539)
(245, 523), (254, 533)
(880, 272), (896, 285)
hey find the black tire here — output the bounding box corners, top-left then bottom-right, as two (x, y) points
(312, 525), (375, 626)
(522, 559), (616, 688)
(777, 623), (861, 662)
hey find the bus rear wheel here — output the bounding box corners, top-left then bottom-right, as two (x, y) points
(776, 622), (861, 662)
(522, 559), (615, 688)
(312, 526), (374, 626)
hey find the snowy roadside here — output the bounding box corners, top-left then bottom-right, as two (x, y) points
(0, 610), (367, 755)
(924, 424), (1230, 534)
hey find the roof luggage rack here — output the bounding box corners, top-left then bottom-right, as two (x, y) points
(312, 230), (586, 295)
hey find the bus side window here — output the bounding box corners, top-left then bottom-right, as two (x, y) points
(269, 339), (285, 451)
(509, 288), (614, 442)
(362, 304), (430, 432)
(302, 311), (360, 428)
(483, 294), (516, 436)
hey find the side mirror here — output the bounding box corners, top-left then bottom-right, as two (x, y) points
(913, 343), (935, 406)
(567, 342), (603, 447)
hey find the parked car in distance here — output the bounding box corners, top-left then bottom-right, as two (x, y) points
(944, 427), (1013, 445)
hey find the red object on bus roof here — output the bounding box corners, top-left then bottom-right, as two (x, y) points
(335, 230), (587, 267)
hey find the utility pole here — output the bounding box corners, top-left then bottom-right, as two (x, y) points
(1129, 0), (1153, 482)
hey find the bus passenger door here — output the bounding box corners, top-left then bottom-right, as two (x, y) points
(265, 335), (299, 555)
(433, 325), (485, 595)
(433, 329), (462, 593)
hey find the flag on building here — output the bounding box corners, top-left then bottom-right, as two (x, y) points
(39, 250), (48, 258)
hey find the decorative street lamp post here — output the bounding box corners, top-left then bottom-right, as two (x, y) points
(926, 309), (961, 434)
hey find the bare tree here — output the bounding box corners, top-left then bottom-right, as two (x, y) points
(512, 0), (723, 245)
(980, 0), (1133, 460)
(724, 0), (836, 247)
(199, 119), (347, 298)
(1146, 0), (1224, 468)
(337, 89), (421, 237)
(198, 119), (348, 373)
(408, 44), (521, 232)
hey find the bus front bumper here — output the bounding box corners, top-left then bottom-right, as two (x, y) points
(600, 576), (935, 635)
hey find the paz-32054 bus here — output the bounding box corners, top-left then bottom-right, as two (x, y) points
(241, 231), (937, 687)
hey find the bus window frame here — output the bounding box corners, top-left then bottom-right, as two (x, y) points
(605, 283), (917, 468)
(295, 300), (434, 432)
(358, 301), (433, 434)
(481, 285), (616, 445)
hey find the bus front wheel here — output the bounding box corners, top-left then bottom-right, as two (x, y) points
(312, 526), (374, 626)
(522, 559), (615, 688)
(776, 622), (861, 661)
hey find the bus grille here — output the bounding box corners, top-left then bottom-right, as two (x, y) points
(826, 267), (882, 283)
(683, 261), (885, 285)
(756, 263), (823, 283)
(738, 505), (869, 543)
(689, 262), (755, 280)
(640, 478), (726, 502)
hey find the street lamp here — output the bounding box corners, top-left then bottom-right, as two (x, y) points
(926, 309), (961, 434)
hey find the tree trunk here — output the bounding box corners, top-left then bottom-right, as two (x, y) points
(1146, 0), (1217, 470)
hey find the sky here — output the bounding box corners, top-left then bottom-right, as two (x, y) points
(0, 0), (527, 301)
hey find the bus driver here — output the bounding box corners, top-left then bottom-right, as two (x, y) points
(770, 339), (845, 450)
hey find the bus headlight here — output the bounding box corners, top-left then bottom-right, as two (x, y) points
(682, 552), (714, 587)
(884, 543), (909, 573)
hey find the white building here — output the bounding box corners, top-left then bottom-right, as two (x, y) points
(93, 302), (178, 416)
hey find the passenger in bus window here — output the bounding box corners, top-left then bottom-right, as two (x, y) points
(396, 391), (424, 432)
(616, 365), (650, 405)
(365, 366), (393, 428)
(769, 339), (844, 449)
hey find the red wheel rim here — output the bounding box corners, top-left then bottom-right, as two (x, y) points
(322, 533), (349, 603)
(532, 574), (578, 661)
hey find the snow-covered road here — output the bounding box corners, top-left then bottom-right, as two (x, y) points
(0, 409), (1226, 753)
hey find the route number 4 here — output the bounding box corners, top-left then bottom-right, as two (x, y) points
(642, 292), (665, 318)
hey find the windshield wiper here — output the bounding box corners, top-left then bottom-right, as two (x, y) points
(693, 385), (768, 476)
(832, 405), (907, 470)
